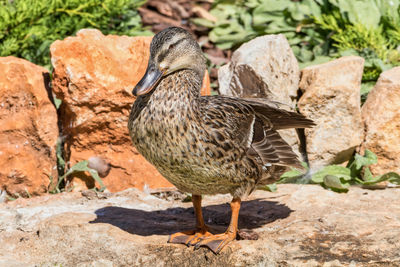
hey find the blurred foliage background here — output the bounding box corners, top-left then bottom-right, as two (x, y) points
(193, 0), (400, 99)
(0, 0), (152, 69)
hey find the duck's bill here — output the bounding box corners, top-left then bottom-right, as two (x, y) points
(132, 63), (163, 96)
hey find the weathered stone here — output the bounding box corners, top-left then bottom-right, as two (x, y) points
(0, 57), (58, 197)
(360, 67), (400, 176)
(1, 185), (399, 266)
(218, 34), (302, 159)
(51, 29), (210, 193)
(298, 56), (364, 167)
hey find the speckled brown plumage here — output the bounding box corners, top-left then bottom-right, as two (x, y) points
(127, 27), (314, 253)
(129, 70), (313, 198)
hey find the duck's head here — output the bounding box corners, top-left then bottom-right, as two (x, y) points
(133, 27), (206, 96)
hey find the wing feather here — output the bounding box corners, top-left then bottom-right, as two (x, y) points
(199, 95), (313, 169)
(250, 117), (303, 168)
(242, 98), (315, 129)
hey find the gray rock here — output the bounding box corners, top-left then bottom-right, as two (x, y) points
(218, 34), (302, 159)
(1, 185), (400, 266)
(298, 56), (365, 168)
(360, 66), (400, 176)
(218, 34), (299, 103)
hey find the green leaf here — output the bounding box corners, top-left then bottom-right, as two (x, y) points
(339, 48), (359, 57)
(311, 165), (351, 184)
(323, 175), (349, 192)
(192, 18), (215, 28)
(278, 162), (309, 184)
(347, 149), (378, 178)
(278, 168), (305, 184)
(354, 150), (378, 167)
(360, 82), (375, 96)
(55, 138), (65, 185)
(53, 96), (62, 109)
(387, 172), (400, 185)
(357, 172), (400, 185)
(261, 183), (277, 192)
(335, 0), (381, 28)
(300, 0), (322, 20)
(299, 56), (332, 69)
(363, 167), (375, 181)
(288, 1), (316, 21)
(280, 168), (303, 179)
(87, 169), (106, 192)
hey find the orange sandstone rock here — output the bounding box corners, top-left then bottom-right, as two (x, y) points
(0, 57), (58, 197)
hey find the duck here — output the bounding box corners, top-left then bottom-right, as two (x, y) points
(128, 27), (314, 254)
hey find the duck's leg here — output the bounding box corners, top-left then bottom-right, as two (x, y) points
(168, 195), (212, 245)
(194, 197), (241, 254)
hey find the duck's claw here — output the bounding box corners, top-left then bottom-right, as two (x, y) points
(168, 229), (212, 246)
(194, 232), (236, 254)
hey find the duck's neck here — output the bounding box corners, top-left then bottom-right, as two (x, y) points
(152, 69), (202, 106)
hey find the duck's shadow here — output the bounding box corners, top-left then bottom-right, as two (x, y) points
(90, 199), (292, 236)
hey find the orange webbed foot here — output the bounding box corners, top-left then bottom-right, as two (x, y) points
(168, 228), (212, 246)
(169, 196), (241, 254)
(194, 232), (236, 254)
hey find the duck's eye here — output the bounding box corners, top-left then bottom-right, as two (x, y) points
(169, 43), (177, 50)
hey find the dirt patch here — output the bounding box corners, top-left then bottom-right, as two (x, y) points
(298, 232), (380, 263)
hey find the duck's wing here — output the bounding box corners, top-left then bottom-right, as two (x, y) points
(199, 96), (309, 169)
(241, 98), (315, 129)
(248, 115), (302, 168)
(199, 96), (255, 149)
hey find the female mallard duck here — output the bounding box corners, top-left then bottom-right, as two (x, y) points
(128, 27), (314, 253)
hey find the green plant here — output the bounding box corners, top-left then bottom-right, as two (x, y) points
(193, 0), (400, 88)
(263, 150), (400, 193)
(52, 140), (106, 193)
(0, 0), (151, 69)
(51, 160), (106, 193)
(6, 195), (18, 201)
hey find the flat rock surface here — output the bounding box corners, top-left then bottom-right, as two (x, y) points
(1, 185), (399, 266)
